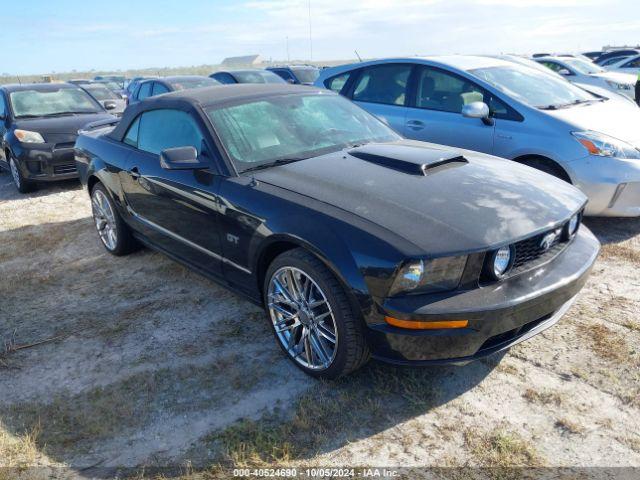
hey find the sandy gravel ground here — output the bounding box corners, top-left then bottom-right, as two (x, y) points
(0, 170), (638, 478)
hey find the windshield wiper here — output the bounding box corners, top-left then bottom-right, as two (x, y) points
(242, 157), (308, 174)
(56, 111), (99, 115)
(539, 99), (597, 111)
(16, 111), (95, 119)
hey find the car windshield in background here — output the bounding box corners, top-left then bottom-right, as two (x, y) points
(169, 78), (220, 90)
(207, 93), (399, 173)
(292, 68), (319, 83)
(234, 71), (285, 84)
(10, 88), (101, 118)
(472, 65), (597, 109)
(83, 84), (120, 101)
(564, 59), (605, 75)
(100, 81), (122, 91)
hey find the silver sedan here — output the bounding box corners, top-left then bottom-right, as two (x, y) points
(316, 56), (640, 217)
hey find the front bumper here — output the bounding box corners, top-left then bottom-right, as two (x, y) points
(366, 227), (600, 365)
(567, 155), (640, 217)
(13, 143), (79, 181)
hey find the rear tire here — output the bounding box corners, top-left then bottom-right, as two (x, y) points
(9, 157), (35, 194)
(264, 248), (370, 379)
(90, 182), (136, 256)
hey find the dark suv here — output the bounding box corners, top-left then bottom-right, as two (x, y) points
(128, 76), (220, 106)
(266, 66), (320, 85)
(0, 83), (114, 193)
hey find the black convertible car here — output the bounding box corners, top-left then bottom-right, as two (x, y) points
(75, 85), (600, 378)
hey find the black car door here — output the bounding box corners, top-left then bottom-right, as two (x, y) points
(120, 108), (225, 276)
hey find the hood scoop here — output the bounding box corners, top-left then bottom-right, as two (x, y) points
(348, 143), (467, 176)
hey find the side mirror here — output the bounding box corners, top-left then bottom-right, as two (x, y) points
(462, 101), (490, 119)
(160, 146), (208, 170)
(558, 68), (572, 76)
(103, 101), (117, 111)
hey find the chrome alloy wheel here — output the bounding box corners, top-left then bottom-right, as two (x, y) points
(268, 266), (338, 370)
(91, 189), (118, 251)
(9, 158), (21, 188)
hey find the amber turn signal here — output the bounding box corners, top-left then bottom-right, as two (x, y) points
(384, 316), (468, 330)
(577, 138), (600, 155)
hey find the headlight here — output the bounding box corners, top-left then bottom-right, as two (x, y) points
(14, 129), (45, 144)
(388, 256), (467, 296)
(567, 213), (580, 238)
(572, 131), (640, 159)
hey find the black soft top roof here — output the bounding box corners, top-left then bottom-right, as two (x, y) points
(108, 84), (329, 142)
(0, 82), (80, 93)
(160, 83), (324, 106)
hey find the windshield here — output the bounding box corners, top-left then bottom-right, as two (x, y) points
(292, 68), (319, 83)
(83, 84), (119, 101)
(234, 71), (285, 84)
(564, 58), (605, 75)
(169, 77), (220, 90)
(99, 81), (122, 91)
(601, 56), (631, 67)
(10, 88), (101, 118)
(207, 93), (399, 173)
(472, 65), (597, 109)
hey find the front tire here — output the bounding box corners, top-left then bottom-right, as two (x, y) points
(264, 248), (370, 379)
(91, 182), (136, 256)
(518, 157), (571, 183)
(9, 157), (35, 194)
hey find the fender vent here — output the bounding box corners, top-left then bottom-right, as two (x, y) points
(348, 144), (468, 176)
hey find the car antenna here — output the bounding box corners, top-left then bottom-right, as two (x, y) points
(355, 50), (362, 62)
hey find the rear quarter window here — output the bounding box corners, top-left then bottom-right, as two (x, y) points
(324, 72), (351, 93)
(123, 117), (140, 147)
(137, 82), (152, 100)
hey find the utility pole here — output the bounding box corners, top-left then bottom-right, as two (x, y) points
(308, 0), (313, 62)
(286, 36), (290, 63)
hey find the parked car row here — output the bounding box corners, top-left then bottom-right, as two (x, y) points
(0, 66), (323, 193)
(3, 53), (638, 377)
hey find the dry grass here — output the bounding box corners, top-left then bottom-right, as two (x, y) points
(599, 243), (640, 265)
(206, 365), (442, 467)
(464, 428), (543, 468)
(554, 418), (585, 436)
(0, 422), (42, 468)
(617, 435), (640, 453)
(522, 388), (563, 406)
(585, 324), (629, 363)
(4, 361), (256, 456)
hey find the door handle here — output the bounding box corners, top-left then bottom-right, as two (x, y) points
(128, 166), (140, 179)
(406, 119), (425, 131)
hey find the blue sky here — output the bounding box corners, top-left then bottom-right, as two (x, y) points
(3, 0), (640, 75)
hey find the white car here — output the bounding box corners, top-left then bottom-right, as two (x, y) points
(606, 54), (640, 76)
(536, 56), (636, 101)
(491, 55), (636, 106)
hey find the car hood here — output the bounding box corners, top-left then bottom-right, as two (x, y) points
(253, 141), (586, 255)
(14, 112), (115, 142)
(591, 71), (636, 84)
(544, 99), (640, 147)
